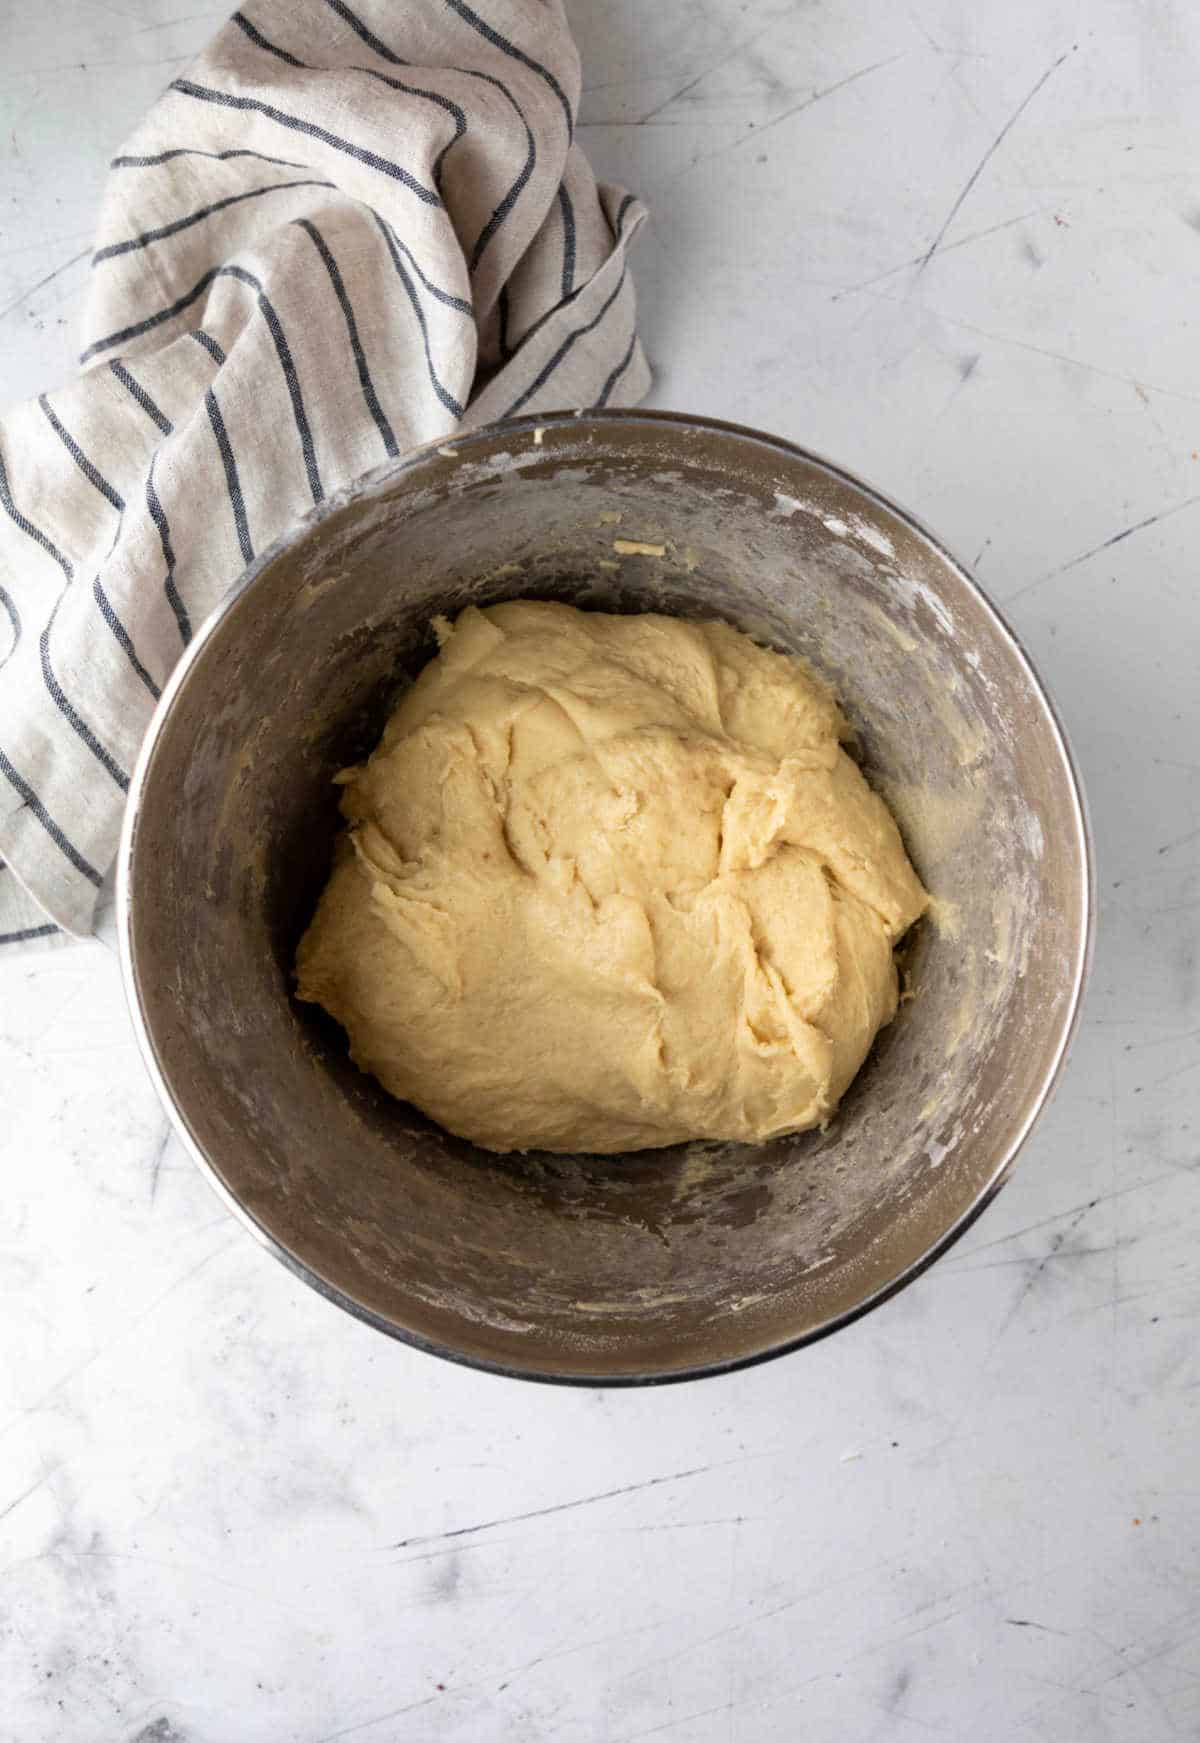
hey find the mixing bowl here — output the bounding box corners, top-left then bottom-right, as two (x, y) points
(117, 411), (1093, 1383)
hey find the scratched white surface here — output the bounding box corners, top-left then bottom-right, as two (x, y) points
(2, 1), (1199, 1739)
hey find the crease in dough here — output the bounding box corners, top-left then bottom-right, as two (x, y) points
(296, 601), (928, 1154)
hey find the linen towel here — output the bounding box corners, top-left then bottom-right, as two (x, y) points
(0, 0), (649, 950)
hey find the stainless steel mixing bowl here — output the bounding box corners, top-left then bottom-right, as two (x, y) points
(117, 411), (1093, 1383)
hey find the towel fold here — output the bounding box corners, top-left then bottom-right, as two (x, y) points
(0, 0), (649, 950)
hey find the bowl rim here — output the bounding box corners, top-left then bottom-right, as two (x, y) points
(116, 407), (1097, 1386)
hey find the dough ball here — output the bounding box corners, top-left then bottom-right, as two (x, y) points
(295, 601), (927, 1154)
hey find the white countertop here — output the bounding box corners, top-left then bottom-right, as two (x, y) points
(3, 3), (1199, 1739)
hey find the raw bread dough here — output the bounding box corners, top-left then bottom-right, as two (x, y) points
(296, 602), (928, 1154)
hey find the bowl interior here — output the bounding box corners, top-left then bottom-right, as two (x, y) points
(121, 413), (1090, 1382)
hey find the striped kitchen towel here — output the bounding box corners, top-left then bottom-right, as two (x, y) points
(0, 0), (649, 951)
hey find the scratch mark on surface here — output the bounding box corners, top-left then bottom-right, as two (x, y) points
(472, 1615), (691, 1708)
(6, 52), (192, 78)
(873, 290), (1200, 409)
(132, 9), (223, 31)
(149, 1122), (171, 1204)
(945, 1196), (1101, 1264)
(660, 53), (906, 187)
(606, 1515), (749, 1535)
(832, 208), (1052, 298)
(953, 1246), (1119, 1277)
(1006, 1618), (1068, 1634)
(299, 1692), (440, 1743)
(917, 50), (1072, 271)
(1078, 1610), (1200, 1703)
(507, 1617), (687, 1704)
(392, 1458), (762, 1550)
(0, 229), (92, 263)
(0, 1239), (234, 1442)
(70, 1544), (309, 1615)
(1005, 491), (1200, 604)
(0, 1470), (54, 1523)
(746, 52), (908, 148)
(978, 1200), (1095, 1356)
(1109, 1049), (1119, 1364)
(1157, 825), (1200, 858)
(1146, 1055), (1200, 1091)
(390, 1535), (520, 1568)
(612, 1698), (740, 1743)
(906, 10), (990, 59)
(636, 13), (786, 124)
(0, 249), (90, 324)
(578, 117), (743, 131)
(582, 73), (680, 95)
